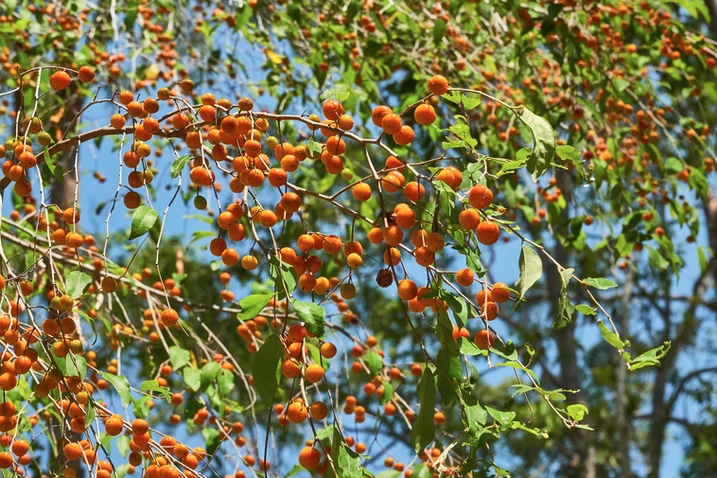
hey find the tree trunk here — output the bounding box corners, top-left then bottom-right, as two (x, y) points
(544, 170), (595, 477)
(50, 89), (83, 209)
(47, 86), (85, 478)
(704, 0), (717, 39)
(646, 188), (717, 477)
(646, 349), (670, 478)
(616, 268), (633, 477)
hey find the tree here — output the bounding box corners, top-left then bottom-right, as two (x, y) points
(0, 1), (716, 477)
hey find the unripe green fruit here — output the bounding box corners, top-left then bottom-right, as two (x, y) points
(194, 195), (208, 210)
(50, 296), (63, 310)
(37, 131), (52, 146)
(265, 136), (279, 149)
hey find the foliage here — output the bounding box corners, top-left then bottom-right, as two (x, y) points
(0, 1), (716, 477)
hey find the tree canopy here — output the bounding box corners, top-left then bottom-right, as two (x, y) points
(1, 0), (717, 477)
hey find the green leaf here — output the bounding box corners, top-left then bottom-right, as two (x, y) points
(486, 406), (516, 430)
(170, 154), (193, 179)
(124, 0), (139, 29)
(555, 145), (587, 178)
(553, 267), (575, 329)
(410, 368), (436, 453)
(516, 106), (556, 180)
(129, 205), (158, 240)
(498, 159), (525, 176)
(575, 304), (597, 316)
(183, 367), (201, 392)
(439, 290), (475, 324)
(432, 19), (446, 44)
(316, 171), (338, 193)
(511, 421), (550, 438)
(598, 321), (624, 350)
(666, 0), (710, 20)
(103, 373), (132, 405)
(346, 0), (361, 22)
(448, 123), (477, 149)
(567, 404), (588, 422)
(329, 428), (365, 478)
(435, 309), (455, 347)
(308, 137), (323, 157)
(140, 380), (172, 402)
(515, 245), (542, 299)
(169, 346), (190, 370)
(65, 271), (92, 299)
(410, 465), (432, 478)
(461, 94), (481, 110)
(190, 230), (215, 244)
(54, 353), (86, 380)
(316, 425), (336, 443)
(365, 351), (383, 376)
(664, 156), (683, 174)
(43, 148), (63, 182)
(217, 368), (234, 397)
(292, 300), (325, 338)
(380, 380), (394, 405)
(252, 334), (283, 403)
(494, 361), (539, 381)
(207, 385), (222, 411)
(584, 277), (617, 290)
(698, 246), (709, 274)
(375, 472), (401, 478)
(202, 427), (222, 457)
(117, 435), (130, 458)
(115, 464), (131, 478)
(237, 293), (273, 321)
(629, 341), (671, 371)
(285, 464), (305, 478)
(459, 338), (483, 356)
(201, 362), (221, 387)
(269, 256), (297, 300)
(320, 84), (351, 102)
(614, 78), (630, 92)
(436, 345), (461, 406)
(463, 399), (488, 439)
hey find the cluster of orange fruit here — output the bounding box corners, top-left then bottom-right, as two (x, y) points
(0, 62), (524, 477)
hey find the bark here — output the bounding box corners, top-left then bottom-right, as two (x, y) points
(46, 86), (85, 477)
(548, 272), (595, 478)
(616, 268), (633, 478)
(645, 309), (673, 478)
(705, 0), (717, 40)
(646, 189), (717, 477)
(543, 169), (596, 477)
(50, 89), (83, 209)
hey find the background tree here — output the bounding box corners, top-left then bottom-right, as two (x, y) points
(0, 1), (716, 477)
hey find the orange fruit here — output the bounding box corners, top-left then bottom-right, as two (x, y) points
(459, 209), (481, 230)
(427, 75), (449, 95)
(468, 184), (493, 209)
(456, 268), (474, 287)
(49, 71), (71, 91)
(298, 446), (321, 469)
(476, 221), (500, 245)
(474, 329), (495, 350)
(414, 104), (436, 125)
(491, 282), (510, 303)
(480, 301), (499, 321)
(304, 364), (325, 383)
